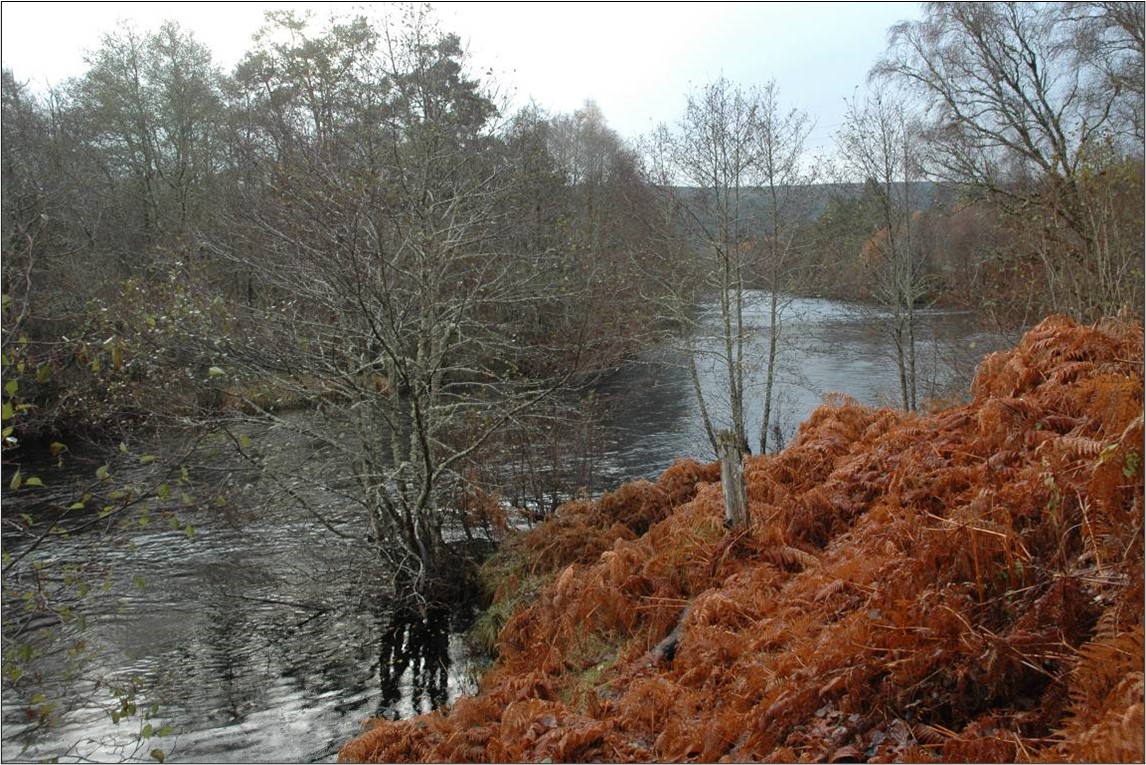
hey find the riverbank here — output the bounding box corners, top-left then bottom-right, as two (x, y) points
(340, 314), (1144, 762)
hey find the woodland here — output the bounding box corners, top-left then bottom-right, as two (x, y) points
(1, 2), (1143, 763)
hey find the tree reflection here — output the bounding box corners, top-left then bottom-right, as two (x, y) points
(377, 606), (451, 719)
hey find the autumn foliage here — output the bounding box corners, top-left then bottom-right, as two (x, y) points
(341, 315), (1144, 763)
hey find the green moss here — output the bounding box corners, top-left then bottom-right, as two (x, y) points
(467, 535), (556, 656)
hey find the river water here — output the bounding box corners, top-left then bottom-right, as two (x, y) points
(1, 295), (997, 763)
(592, 294), (995, 481)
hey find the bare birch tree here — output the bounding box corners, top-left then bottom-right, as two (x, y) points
(650, 78), (761, 456)
(213, 10), (597, 603)
(839, 91), (931, 411)
(753, 81), (816, 453)
(648, 78), (817, 455)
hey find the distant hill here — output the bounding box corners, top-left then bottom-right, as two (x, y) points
(669, 181), (945, 234)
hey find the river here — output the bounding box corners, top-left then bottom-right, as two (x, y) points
(1, 295), (998, 762)
(592, 294), (995, 481)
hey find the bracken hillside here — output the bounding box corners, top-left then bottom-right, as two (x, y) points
(341, 315), (1144, 763)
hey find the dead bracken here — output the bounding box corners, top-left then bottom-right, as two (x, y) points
(340, 315), (1144, 763)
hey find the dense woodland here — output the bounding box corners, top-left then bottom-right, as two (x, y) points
(1, 3), (1143, 760)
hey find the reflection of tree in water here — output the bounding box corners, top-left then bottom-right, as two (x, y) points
(200, 598), (262, 724)
(377, 607), (451, 720)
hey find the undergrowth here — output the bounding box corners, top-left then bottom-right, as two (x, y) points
(341, 315), (1144, 763)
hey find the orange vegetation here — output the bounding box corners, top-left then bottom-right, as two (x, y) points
(341, 315), (1144, 763)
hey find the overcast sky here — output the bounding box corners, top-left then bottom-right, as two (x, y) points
(1, 1), (921, 156)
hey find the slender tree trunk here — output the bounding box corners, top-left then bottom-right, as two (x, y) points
(907, 299), (917, 411)
(719, 246), (745, 454)
(759, 286), (780, 454)
(733, 251), (748, 454)
(895, 317), (909, 412)
(688, 336), (720, 457)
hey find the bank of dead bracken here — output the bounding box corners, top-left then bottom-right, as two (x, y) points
(341, 315), (1144, 763)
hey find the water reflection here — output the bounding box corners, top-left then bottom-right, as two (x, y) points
(377, 607), (451, 720)
(203, 599), (259, 725)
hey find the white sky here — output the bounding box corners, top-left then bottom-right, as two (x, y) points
(1, 1), (921, 156)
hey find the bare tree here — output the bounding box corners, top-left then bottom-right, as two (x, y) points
(839, 91), (931, 411)
(753, 81), (816, 453)
(1063, 2), (1144, 143)
(873, 1), (1145, 317)
(213, 10), (606, 603)
(69, 21), (224, 253)
(648, 78), (822, 454)
(650, 78), (762, 456)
